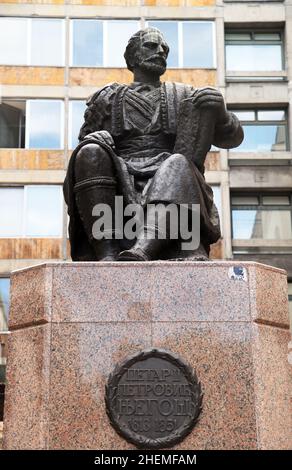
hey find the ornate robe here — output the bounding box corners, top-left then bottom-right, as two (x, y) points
(64, 81), (242, 260)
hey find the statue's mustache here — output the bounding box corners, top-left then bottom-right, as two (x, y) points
(142, 55), (166, 66)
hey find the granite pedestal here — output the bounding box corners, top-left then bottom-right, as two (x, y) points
(3, 261), (292, 449)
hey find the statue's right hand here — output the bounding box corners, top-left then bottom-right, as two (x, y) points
(186, 87), (229, 125)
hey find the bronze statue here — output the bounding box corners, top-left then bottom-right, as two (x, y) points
(64, 27), (243, 261)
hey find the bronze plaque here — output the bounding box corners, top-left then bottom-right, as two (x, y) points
(105, 348), (203, 448)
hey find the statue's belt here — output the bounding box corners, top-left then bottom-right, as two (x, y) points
(117, 135), (172, 156)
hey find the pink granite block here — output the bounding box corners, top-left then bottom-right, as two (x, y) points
(151, 263), (251, 322)
(52, 263), (154, 323)
(251, 323), (292, 449)
(152, 322), (257, 450)
(3, 324), (51, 450)
(3, 261), (292, 450)
(9, 264), (52, 329)
(249, 264), (290, 328)
(48, 322), (151, 450)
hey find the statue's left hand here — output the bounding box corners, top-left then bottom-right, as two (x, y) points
(189, 87), (229, 124)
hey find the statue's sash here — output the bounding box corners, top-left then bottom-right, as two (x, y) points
(111, 82), (194, 136)
(162, 82), (193, 134)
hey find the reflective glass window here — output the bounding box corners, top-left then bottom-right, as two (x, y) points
(226, 44), (282, 71)
(105, 20), (140, 67)
(182, 22), (214, 68)
(72, 20), (103, 67)
(0, 18), (64, 66)
(0, 186), (63, 238)
(142, 20), (215, 68)
(0, 100), (25, 148)
(0, 188), (23, 237)
(0, 279), (10, 332)
(232, 194), (292, 240)
(147, 21), (178, 67)
(26, 100), (63, 149)
(25, 186), (63, 237)
(230, 109), (288, 152)
(225, 30), (283, 72)
(31, 19), (64, 66)
(69, 101), (86, 149)
(0, 18), (27, 65)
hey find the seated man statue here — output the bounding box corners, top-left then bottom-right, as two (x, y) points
(64, 27), (243, 262)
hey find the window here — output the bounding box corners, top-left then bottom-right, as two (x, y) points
(0, 17), (65, 66)
(225, 30), (284, 72)
(71, 19), (139, 67)
(0, 279), (10, 332)
(0, 186), (63, 238)
(70, 19), (215, 68)
(69, 101), (86, 149)
(104, 21), (141, 67)
(0, 100), (64, 149)
(147, 21), (215, 68)
(230, 109), (288, 152)
(231, 194), (292, 240)
(26, 100), (64, 149)
(0, 100), (25, 148)
(71, 20), (103, 67)
(0, 18), (27, 65)
(211, 185), (222, 221)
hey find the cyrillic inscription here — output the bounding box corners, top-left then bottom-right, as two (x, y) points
(105, 348), (203, 449)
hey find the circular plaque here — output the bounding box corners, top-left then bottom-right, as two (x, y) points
(105, 348), (203, 449)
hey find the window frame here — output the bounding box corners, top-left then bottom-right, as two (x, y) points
(69, 18), (216, 69)
(103, 19), (141, 68)
(25, 99), (64, 150)
(225, 28), (285, 74)
(231, 192), (292, 242)
(29, 17), (66, 67)
(0, 17), (65, 67)
(0, 98), (64, 150)
(0, 98), (26, 149)
(69, 18), (104, 68)
(0, 185), (64, 239)
(69, 18), (141, 68)
(146, 20), (216, 69)
(230, 108), (289, 152)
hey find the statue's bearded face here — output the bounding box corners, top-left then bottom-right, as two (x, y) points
(134, 31), (169, 76)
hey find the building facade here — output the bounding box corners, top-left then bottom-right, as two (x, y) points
(1, 0), (292, 422)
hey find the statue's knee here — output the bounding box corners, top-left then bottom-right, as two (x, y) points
(161, 153), (187, 170)
(169, 153), (186, 163)
(75, 143), (110, 167)
(75, 143), (113, 181)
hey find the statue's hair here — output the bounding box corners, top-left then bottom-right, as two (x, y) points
(124, 27), (166, 72)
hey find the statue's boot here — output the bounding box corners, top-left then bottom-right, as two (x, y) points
(74, 177), (119, 261)
(118, 204), (171, 261)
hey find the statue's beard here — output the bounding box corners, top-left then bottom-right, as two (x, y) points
(136, 56), (166, 76)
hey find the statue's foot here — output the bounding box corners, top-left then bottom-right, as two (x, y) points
(173, 255), (208, 261)
(117, 248), (150, 262)
(99, 255), (118, 262)
(94, 239), (120, 261)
